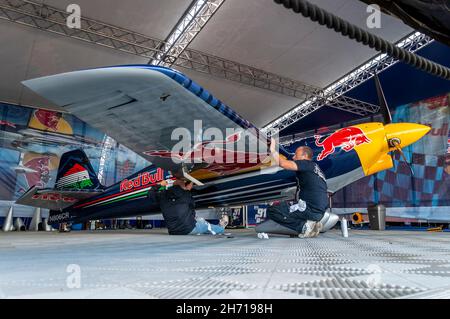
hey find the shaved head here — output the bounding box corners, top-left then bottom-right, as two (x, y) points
(294, 146), (313, 161)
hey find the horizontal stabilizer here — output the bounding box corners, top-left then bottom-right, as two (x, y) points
(16, 186), (103, 211)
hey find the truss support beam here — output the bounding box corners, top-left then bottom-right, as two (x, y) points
(327, 95), (379, 116)
(0, 0), (164, 59)
(97, 136), (115, 185)
(173, 49), (321, 100)
(262, 32), (434, 133)
(0, 1), (319, 101)
(0, 0), (396, 123)
(0, 0), (318, 100)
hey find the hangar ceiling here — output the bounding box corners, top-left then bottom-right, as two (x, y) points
(0, 0), (414, 129)
(189, 0), (411, 87)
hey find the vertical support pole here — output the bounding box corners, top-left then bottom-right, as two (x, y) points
(2, 206), (14, 232)
(243, 206), (248, 228)
(29, 207), (42, 231)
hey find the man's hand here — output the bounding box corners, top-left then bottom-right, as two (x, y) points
(269, 137), (280, 166)
(270, 138), (299, 171)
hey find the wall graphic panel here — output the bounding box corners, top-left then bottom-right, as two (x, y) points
(0, 102), (149, 204)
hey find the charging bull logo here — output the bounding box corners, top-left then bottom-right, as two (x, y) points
(22, 153), (59, 188)
(24, 156), (51, 188)
(315, 127), (371, 161)
(144, 132), (271, 175)
(34, 109), (62, 131)
(29, 109), (73, 134)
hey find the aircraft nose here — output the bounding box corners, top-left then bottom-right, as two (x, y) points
(384, 123), (431, 149)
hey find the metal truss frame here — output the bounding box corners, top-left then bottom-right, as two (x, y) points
(173, 48), (321, 100)
(0, 0), (415, 130)
(262, 32), (434, 133)
(97, 136), (115, 185)
(327, 95), (379, 116)
(0, 0), (318, 100)
(0, 0), (164, 59)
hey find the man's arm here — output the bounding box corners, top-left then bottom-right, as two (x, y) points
(270, 138), (298, 171)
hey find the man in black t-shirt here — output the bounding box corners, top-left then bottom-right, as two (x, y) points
(268, 139), (328, 238)
(158, 180), (197, 235)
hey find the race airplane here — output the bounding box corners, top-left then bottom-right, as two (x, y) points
(16, 65), (430, 230)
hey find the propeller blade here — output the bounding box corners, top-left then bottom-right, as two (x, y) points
(374, 74), (392, 124)
(391, 153), (396, 171)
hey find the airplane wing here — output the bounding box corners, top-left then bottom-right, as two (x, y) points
(23, 65), (288, 181)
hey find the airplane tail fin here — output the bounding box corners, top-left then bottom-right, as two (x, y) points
(55, 149), (103, 190)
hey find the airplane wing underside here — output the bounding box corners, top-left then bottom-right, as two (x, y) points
(23, 65), (280, 181)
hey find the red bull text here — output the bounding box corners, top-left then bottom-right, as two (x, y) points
(120, 168), (164, 192)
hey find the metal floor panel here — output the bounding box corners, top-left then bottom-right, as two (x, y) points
(1, 229), (450, 299)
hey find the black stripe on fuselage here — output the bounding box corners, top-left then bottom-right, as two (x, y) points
(193, 179), (284, 199)
(196, 188), (293, 206)
(195, 182), (296, 204)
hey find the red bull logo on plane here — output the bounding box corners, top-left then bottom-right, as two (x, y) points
(144, 131), (271, 175)
(144, 132), (244, 163)
(120, 168), (164, 192)
(315, 127), (371, 161)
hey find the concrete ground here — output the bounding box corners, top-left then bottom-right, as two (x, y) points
(1, 228), (450, 299)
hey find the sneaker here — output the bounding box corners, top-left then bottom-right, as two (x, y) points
(310, 221), (323, 238)
(219, 215), (229, 228)
(299, 221), (322, 238)
(299, 221), (314, 238)
(257, 232), (269, 239)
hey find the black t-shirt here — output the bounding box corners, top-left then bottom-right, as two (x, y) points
(294, 160), (328, 214)
(158, 185), (196, 235)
